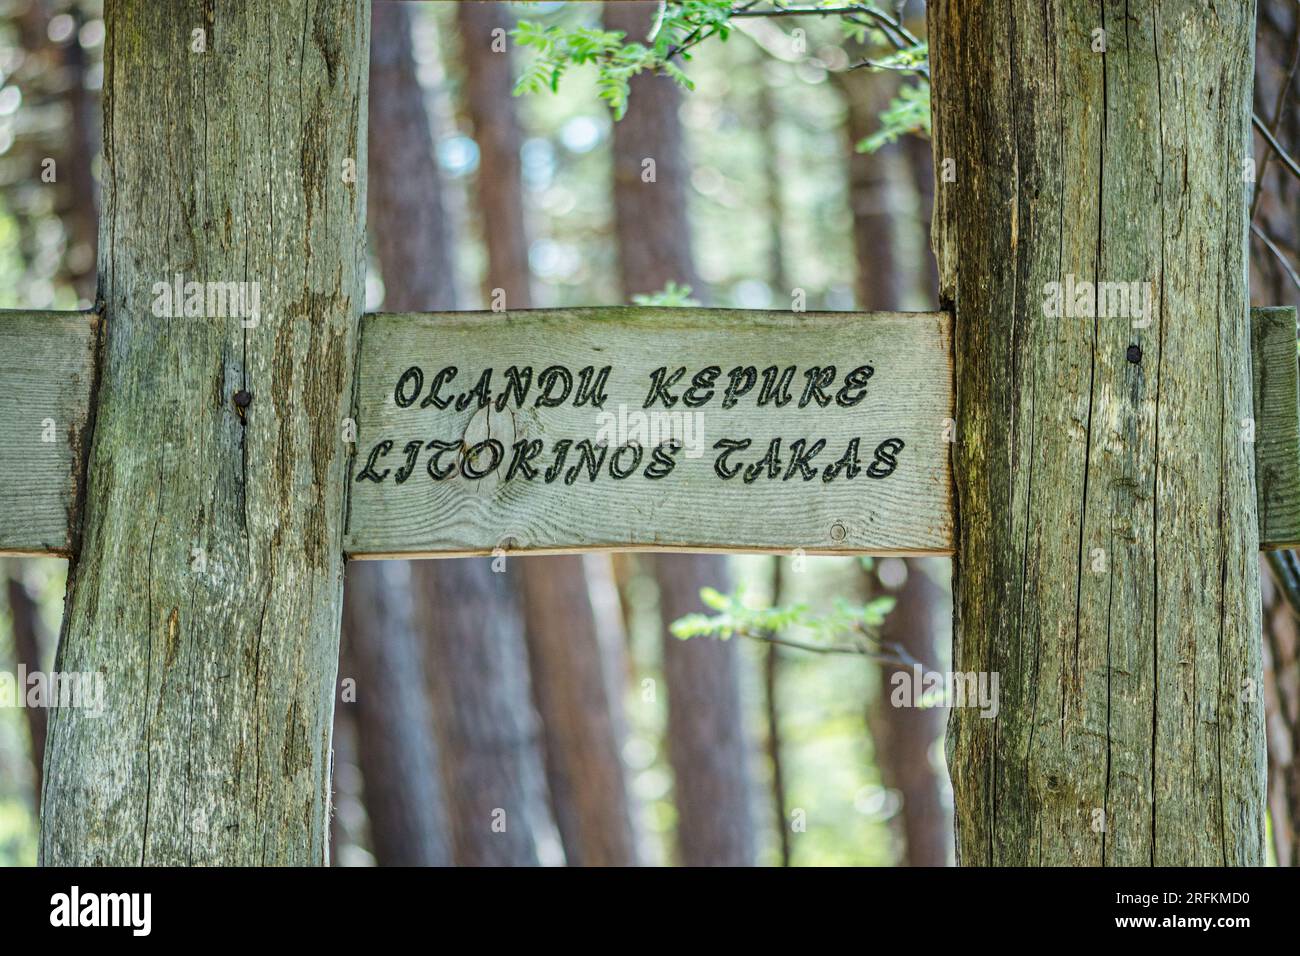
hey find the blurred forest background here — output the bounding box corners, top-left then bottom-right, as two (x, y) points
(0, 0), (1296, 866)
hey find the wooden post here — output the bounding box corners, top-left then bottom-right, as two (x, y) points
(930, 2), (1267, 864)
(40, 0), (369, 865)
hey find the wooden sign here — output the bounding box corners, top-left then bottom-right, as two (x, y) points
(3, 305), (1299, 559)
(344, 308), (954, 557)
(0, 310), (98, 556)
(1253, 306), (1300, 548)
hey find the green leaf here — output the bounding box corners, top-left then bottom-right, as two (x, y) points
(631, 281), (699, 307)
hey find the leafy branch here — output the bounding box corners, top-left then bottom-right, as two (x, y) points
(512, 0), (932, 144)
(670, 585), (918, 667)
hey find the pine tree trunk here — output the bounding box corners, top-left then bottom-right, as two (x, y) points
(337, 0), (455, 868)
(364, 0), (557, 867)
(416, 557), (557, 865)
(1261, 566), (1300, 865)
(456, 0), (532, 310)
(456, 0), (636, 866)
(838, 64), (952, 866)
(517, 558), (637, 865)
(605, 0), (756, 867)
(6, 568), (48, 813)
(41, 0), (370, 865)
(836, 67), (906, 312)
(931, 0), (1266, 865)
(867, 560), (953, 866)
(340, 561), (449, 866)
(652, 553), (755, 865)
(368, 0), (457, 302)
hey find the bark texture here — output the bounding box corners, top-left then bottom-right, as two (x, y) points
(606, 0), (756, 867)
(931, 1), (1266, 864)
(340, 0), (452, 868)
(416, 558), (556, 866)
(42, 0), (369, 865)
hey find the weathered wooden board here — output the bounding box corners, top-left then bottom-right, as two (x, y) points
(4, 305), (1299, 559)
(0, 309), (98, 555)
(1254, 305), (1300, 549)
(344, 308), (955, 557)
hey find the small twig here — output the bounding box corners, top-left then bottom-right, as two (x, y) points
(730, 3), (921, 45)
(845, 57), (929, 77)
(724, 622), (921, 669)
(1267, 548), (1300, 621)
(1252, 14), (1300, 220)
(1251, 221), (1300, 294)
(740, 629), (878, 657)
(851, 623), (925, 670)
(841, 12), (915, 53)
(1253, 112), (1300, 185)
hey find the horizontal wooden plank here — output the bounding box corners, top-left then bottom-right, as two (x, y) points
(1253, 305), (1300, 549)
(344, 308), (955, 558)
(6, 306), (1299, 559)
(0, 309), (99, 556)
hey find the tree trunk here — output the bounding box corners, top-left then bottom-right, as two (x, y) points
(1251, 0), (1300, 304)
(368, 0), (457, 302)
(837, 63), (952, 866)
(517, 558), (637, 865)
(455, 0), (636, 866)
(335, 0), (453, 869)
(836, 67), (906, 312)
(652, 553), (755, 865)
(41, 0), (369, 865)
(456, 0), (532, 310)
(764, 558), (791, 866)
(6, 567), (49, 812)
(755, 87), (790, 863)
(931, 1), (1266, 865)
(867, 559), (953, 866)
(755, 71), (788, 298)
(416, 558), (557, 866)
(1252, 0), (1300, 865)
(11, 0), (100, 302)
(902, 131), (939, 309)
(340, 561), (449, 866)
(605, 0), (756, 867)
(1261, 566), (1300, 865)
(365, 0), (557, 867)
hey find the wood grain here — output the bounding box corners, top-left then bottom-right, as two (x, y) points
(1254, 306), (1300, 549)
(7, 306), (1300, 560)
(0, 309), (98, 555)
(932, 0), (1263, 866)
(343, 307), (956, 558)
(39, 0), (370, 867)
